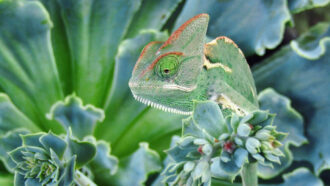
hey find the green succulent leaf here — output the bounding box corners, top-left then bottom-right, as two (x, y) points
(47, 95), (104, 139)
(0, 93), (39, 135)
(110, 143), (162, 186)
(0, 0), (64, 133)
(125, 0), (183, 38)
(0, 174), (13, 186)
(289, 0), (330, 13)
(263, 168), (323, 186)
(54, 0), (141, 106)
(257, 88), (307, 179)
(253, 22), (330, 174)
(175, 0), (291, 56)
(40, 132), (67, 159)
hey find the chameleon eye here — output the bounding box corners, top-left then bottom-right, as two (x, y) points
(156, 55), (179, 78)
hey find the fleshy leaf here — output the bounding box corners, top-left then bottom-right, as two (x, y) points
(290, 22), (330, 60)
(263, 168), (323, 186)
(257, 88), (307, 179)
(110, 143), (162, 186)
(253, 22), (330, 174)
(0, 129), (29, 172)
(47, 95), (104, 139)
(40, 132), (67, 159)
(125, 0), (183, 38)
(56, 0), (141, 106)
(67, 136), (96, 168)
(0, 93), (39, 135)
(88, 139), (118, 176)
(0, 0), (64, 132)
(175, 0), (291, 56)
(289, 0), (330, 13)
(191, 101), (226, 138)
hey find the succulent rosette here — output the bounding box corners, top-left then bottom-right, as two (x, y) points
(161, 101), (287, 185)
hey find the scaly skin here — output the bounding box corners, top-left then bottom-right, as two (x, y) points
(129, 14), (258, 115)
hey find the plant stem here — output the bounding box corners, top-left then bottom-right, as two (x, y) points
(241, 162), (258, 186)
(75, 170), (97, 186)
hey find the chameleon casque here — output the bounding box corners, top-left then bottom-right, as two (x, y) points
(129, 14), (258, 116)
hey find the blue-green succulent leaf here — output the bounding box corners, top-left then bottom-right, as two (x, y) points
(21, 133), (44, 149)
(192, 101), (226, 138)
(257, 88), (307, 179)
(14, 173), (26, 186)
(125, 0), (183, 38)
(289, 0), (330, 13)
(263, 168), (323, 186)
(67, 137), (96, 168)
(40, 132), (67, 159)
(253, 22), (330, 175)
(210, 157), (236, 182)
(290, 23), (330, 59)
(167, 137), (198, 162)
(111, 143), (162, 186)
(234, 148), (248, 168)
(58, 155), (75, 186)
(88, 140), (119, 175)
(47, 95), (104, 139)
(0, 93), (39, 135)
(0, 0), (64, 133)
(175, 0), (291, 56)
(0, 129), (29, 172)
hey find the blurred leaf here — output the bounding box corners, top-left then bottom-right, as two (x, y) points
(175, 0), (291, 56)
(0, 174), (13, 186)
(0, 93), (40, 135)
(263, 168), (323, 186)
(110, 143), (162, 186)
(47, 95), (104, 139)
(257, 88), (307, 179)
(253, 22), (330, 174)
(88, 140), (118, 176)
(0, 0), (64, 132)
(55, 0), (141, 106)
(290, 22), (329, 59)
(289, 0), (330, 13)
(125, 0), (182, 38)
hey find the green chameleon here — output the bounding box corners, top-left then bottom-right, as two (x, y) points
(129, 14), (258, 116)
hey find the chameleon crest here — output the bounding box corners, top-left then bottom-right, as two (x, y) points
(129, 14), (258, 115)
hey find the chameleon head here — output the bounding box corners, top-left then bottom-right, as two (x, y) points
(129, 14), (209, 115)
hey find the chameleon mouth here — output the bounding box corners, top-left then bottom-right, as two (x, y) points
(132, 94), (192, 115)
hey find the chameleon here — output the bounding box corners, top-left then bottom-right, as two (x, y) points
(129, 13), (258, 116)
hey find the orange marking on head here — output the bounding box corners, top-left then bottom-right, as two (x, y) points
(139, 52), (184, 78)
(157, 13), (209, 53)
(133, 41), (163, 72)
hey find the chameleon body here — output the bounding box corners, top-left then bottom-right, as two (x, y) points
(129, 14), (258, 115)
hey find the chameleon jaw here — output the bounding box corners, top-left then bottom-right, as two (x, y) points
(132, 94), (192, 115)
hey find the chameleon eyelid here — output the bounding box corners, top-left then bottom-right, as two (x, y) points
(139, 51), (184, 78)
